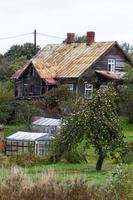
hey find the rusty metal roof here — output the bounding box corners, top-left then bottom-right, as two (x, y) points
(11, 41), (117, 79)
(95, 70), (125, 80)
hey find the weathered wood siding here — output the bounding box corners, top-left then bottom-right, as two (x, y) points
(76, 45), (130, 96)
(15, 65), (44, 97)
(60, 78), (78, 92)
(95, 45), (130, 72)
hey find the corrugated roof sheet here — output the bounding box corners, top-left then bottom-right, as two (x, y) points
(32, 117), (61, 127)
(11, 41), (116, 79)
(95, 70), (125, 80)
(6, 131), (53, 141)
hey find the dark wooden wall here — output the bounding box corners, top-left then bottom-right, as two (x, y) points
(76, 45), (130, 96)
(95, 45), (130, 72)
(15, 65), (44, 97)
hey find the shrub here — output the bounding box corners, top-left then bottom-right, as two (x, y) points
(0, 154), (11, 167)
(94, 164), (133, 200)
(122, 141), (133, 164)
(0, 81), (13, 123)
(61, 149), (88, 163)
(9, 153), (50, 167)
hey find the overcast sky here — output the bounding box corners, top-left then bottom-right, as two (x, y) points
(0, 0), (132, 54)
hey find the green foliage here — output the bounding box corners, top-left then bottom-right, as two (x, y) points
(95, 164), (133, 200)
(121, 42), (133, 55)
(30, 86), (77, 117)
(5, 123), (30, 137)
(4, 43), (41, 61)
(63, 35), (86, 43)
(119, 65), (133, 123)
(12, 99), (43, 123)
(9, 55), (27, 73)
(54, 87), (125, 170)
(122, 141), (133, 164)
(0, 55), (10, 81)
(0, 153), (49, 168)
(0, 43), (40, 81)
(86, 87), (125, 159)
(0, 81), (13, 123)
(74, 35), (86, 43)
(0, 56), (27, 81)
(61, 149), (88, 163)
(0, 154), (11, 167)
(9, 153), (49, 167)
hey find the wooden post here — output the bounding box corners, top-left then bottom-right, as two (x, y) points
(34, 29), (37, 55)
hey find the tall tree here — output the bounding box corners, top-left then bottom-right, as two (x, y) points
(121, 42), (133, 55)
(4, 43), (41, 61)
(0, 81), (13, 123)
(120, 65), (133, 123)
(55, 87), (125, 170)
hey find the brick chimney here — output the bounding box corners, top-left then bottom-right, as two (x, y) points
(86, 31), (95, 46)
(67, 33), (75, 44)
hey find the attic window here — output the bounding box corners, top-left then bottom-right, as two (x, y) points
(84, 84), (93, 99)
(107, 59), (115, 72)
(30, 67), (35, 77)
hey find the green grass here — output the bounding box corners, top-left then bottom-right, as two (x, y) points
(5, 123), (30, 137)
(2, 117), (133, 184)
(121, 118), (133, 142)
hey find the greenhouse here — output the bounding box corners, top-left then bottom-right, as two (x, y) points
(6, 131), (54, 156)
(32, 117), (61, 135)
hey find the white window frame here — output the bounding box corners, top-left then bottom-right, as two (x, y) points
(84, 84), (93, 99)
(100, 85), (108, 90)
(68, 84), (74, 91)
(107, 59), (115, 72)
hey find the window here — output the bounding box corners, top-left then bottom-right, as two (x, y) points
(30, 67), (35, 77)
(107, 59), (115, 72)
(67, 84), (74, 91)
(100, 85), (108, 90)
(84, 84), (93, 99)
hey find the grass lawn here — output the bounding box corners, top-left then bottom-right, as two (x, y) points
(121, 118), (133, 142)
(26, 162), (113, 184)
(4, 123), (30, 137)
(2, 117), (133, 184)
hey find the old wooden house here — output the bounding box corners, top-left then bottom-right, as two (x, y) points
(11, 31), (133, 98)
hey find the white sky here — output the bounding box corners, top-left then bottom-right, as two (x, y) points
(0, 0), (133, 54)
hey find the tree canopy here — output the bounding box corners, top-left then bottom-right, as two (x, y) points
(120, 65), (133, 123)
(63, 35), (86, 43)
(54, 87), (125, 170)
(4, 43), (41, 61)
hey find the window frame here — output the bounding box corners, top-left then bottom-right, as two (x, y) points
(67, 84), (74, 92)
(84, 83), (93, 99)
(107, 59), (116, 72)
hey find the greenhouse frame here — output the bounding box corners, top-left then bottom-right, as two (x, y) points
(32, 117), (61, 135)
(6, 131), (54, 156)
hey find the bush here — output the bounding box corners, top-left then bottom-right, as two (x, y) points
(119, 65), (133, 123)
(122, 141), (133, 164)
(0, 154), (11, 167)
(0, 153), (50, 168)
(9, 153), (50, 167)
(61, 149), (88, 163)
(0, 81), (13, 123)
(94, 164), (133, 200)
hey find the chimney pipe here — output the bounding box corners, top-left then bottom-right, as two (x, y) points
(67, 33), (75, 44)
(86, 31), (95, 46)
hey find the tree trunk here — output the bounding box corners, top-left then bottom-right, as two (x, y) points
(96, 154), (105, 170)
